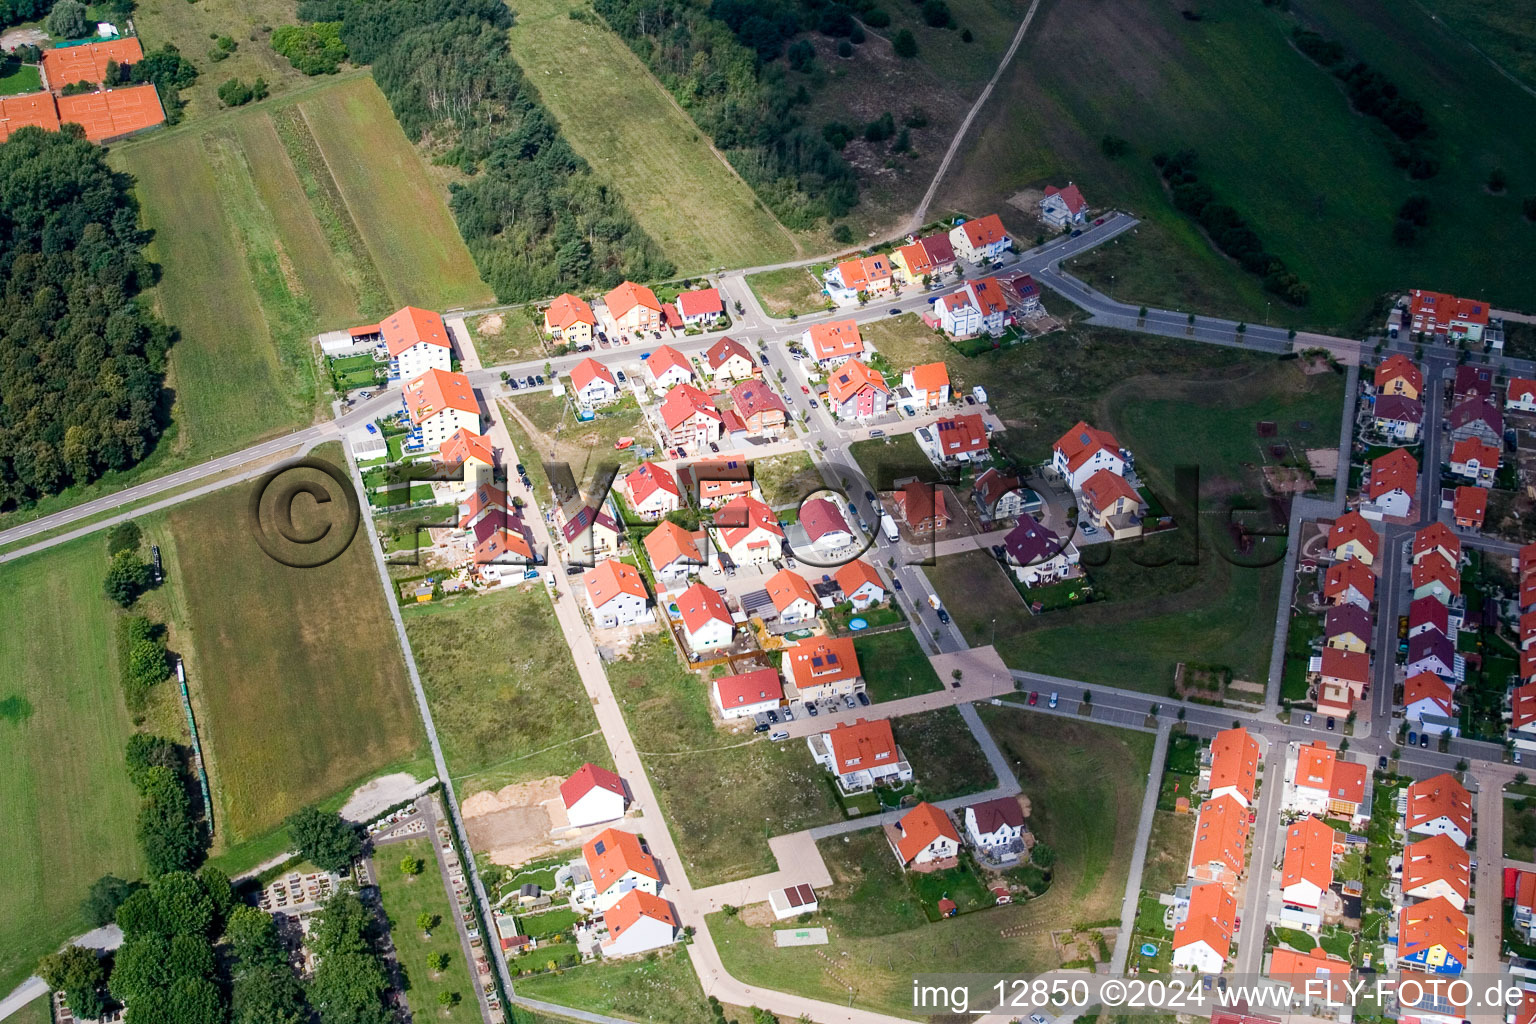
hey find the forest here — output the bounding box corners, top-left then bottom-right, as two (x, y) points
(595, 0), (860, 229)
(0, 127), (172, 507)
(298, 0), (674, 302)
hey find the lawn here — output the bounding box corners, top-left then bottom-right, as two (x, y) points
(0, 538), (145, 996)
(847, 433), (935, 491)
(166, 445), (424, 842)
(1416, 0), (1536, 90)
(707, 710), (1155, 1015)
(854, 630), (943, 702)
(515, 945), (714, 1024)
(752, 450), (825, 509)
(402, 584), (608, 797)
(938, 0), (1536, 331)
(1140, 810), (1196, 895)
(1507, 797), (1536, 860)
(0, 58), (40, 95)
(111, 76), (487, 467)
(376, 836), (481, 1022)
(610, 636), (845, 886)
(746, 267), (831, 318)
(894, 706), (994, 800)
(505, 0), (799, 271)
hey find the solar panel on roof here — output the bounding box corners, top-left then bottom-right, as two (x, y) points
(593, 840), (606, 855)
(826, 653), (838, 664)
(811, 656), (824, 667)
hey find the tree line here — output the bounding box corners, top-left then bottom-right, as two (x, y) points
(593, 0), (859, 229)
(296, 0), (673, 302)
(0, 128), (175, 509)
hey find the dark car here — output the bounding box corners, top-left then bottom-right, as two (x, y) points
(760, 355), (770, 366)
(766, 710), (779, 724)
(709, 442), (720, 453)
(1070, 228), (1082, 237)
(515, 463), (526, 476)
(893, 579), (902, 591)
(991, 545), (1006, 559)
(508, 378), (521, 390)
(1378, 755), (1388, 771)
(888, 308), (901, 315)
(1408, 731), (1418, 747)
(856, 692), (870, 706)
(525, 376), (536, 387)
(1326, 717), (1336, 731)
(806, 703), (818, 717)
(951, 678), (961, 689)
(536, 374), (546, 385)
(653, 331), (662, 340)
(937, 609), (950, 624)
(864, 490), (876, 503)
(809, 399), (818, 408)
(753, 721), (769, 733)
(1420, 733), (1429, 748)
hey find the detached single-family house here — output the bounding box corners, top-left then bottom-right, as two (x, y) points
(809, 717), (908, 792)
(544, 293), (596, 348)
(893, 480), (951, 535)
(1267, 946), (1352, 1006)
(1412, 551), (1461, 605)
(660, 383), (723, 450)
(1051, 421), (1126, 489)
(583, 559), (652, 628)
(1362, 447), (1418, 520)
(1374, 353), (1423, 400)
(1404, 773), (1473, 847)
(1280, 815), (1337, 910)
(765, 569), (818, 625)
(1038, 185), (1088, 230)
(1409, 289), (1489, 343)
(713, 667), (783, 720)
(439, 428), (495, 494)
(715, 496), (784, 567)
(902, 362), (951, 409)
(939, 276), (1009, 337)
(622, 462), (682, 519)
(784, 636), (863, 702)
(1412, 522), (1462, 567)
(1447, 397), (1502, 446)
(834, 560), (886, 610)
(646, 345), (694, 391)
(1448, 438), (1499, 486)
(1286, 741), (1369, 823)
(889, 802), (960, 870)
(1324, 603), (1372, 653)
(605, 281), (663, 335)
(963, 796), (1026, 858)
(1171, 883), (1235, 975)
(1373, 394), (1423, 441)
(644, 520), (704, 588)
(824, 255), (894, 304)
(827, 359), (890, 421)
(569, 358), (620, 407)
(601, 890), (678, 958)
(382, 305), (453, 380)
(1396, 896), (1468, 974)
(1328, 511), (1381, 566)
(803, 320), (864, 368)
(972, 468), (1027, 521)
(1453, 486), (1487, 530)
(1404, 672), (1455, 727)
(560, 763), (627, 828)
(402, 368), (480, 448)
(800, 497), (853, 552)
(1402, 834), (1470, 910)
(948, 213), (1010, 262)
(676, 287), (724, 328)
(579, 828), (660, 913)
(675, 582), (734, 653)
(1508, 377), (1536, 413)
(731, 380), (788, 435)
(891, 239), (936, 284)
(1003, 519), (1079, 587)
(1206, 726), (1259, 807)
(1078, 469), (1144, 537)
(560, 502), (622, 563)
(1322, 558), (1375, 610)
(1517, 871), (1536, 942)
(918, 413), (990, 466)
(1188, 793), (1250, 889)
(706, 337), (756, 383)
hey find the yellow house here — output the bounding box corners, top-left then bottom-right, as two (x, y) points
(605, 281), (663, 334)
(1327, 511), (1380, 567)
(545, 293), (596, 347)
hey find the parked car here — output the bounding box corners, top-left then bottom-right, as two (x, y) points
(892, 579), (902, 590)
(888, 308), (901, 315)
(709, 442), (720, 452)
(759, 354), (770, 366)
(965, 395), (977, 405)
(1326, 717), (1336, 731)
(1070, 228), (1082, 237)
(864, 490), (876, 503)
(843, 695), (857, 709)
(766, 710), (778, 724)
(525, 376), (536, 387)
(857, 692), (870, 706)
(516, 463), (526, 475)
(616, 370), (627, 383)
(1081, 524), (1098, 535)
(508, 378), (521, 390)
(1378, 755), (1389, 770)
(801, 385), (810, 394)
(1028, 692), (1038, 705)
(1517, 751), (1525, 766)
(1419, 733), (1429, 748)
(1093, 217), (1104, 226)
(1048, 692), (1059, 708)
(365, 423), (378, 434)
(991, 545), (1006, 559)
(753, 721), (769, 733)
(809, 399), (819, 408)
(1407, 731), (1417, 746)
(536, 375), (545, 384)
(653, 331), (662, 340)
(806, 703), (818, 717)
(937, 609), (950, 624)
(769, 730), (789, 741)
(599, 337), (611, 348)
(783, 707), (795, 722)
(869, 429), (885, 438)
(1303, 713), (1313, 726)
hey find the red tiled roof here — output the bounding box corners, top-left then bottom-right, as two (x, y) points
(957, 213), (1008, 247)
(1320, 646), (1368, 684)
(765, 568), (816, 614)
(918, 233), (955, 266)
(1402, 833), (1470, 905)
(1512, 682), (1536, 730)
(1374, 353), (1423, 394)
(1174, 882), (1235, 959)
(624, 462), (680, 507)
(1411, 521), (1460, 563)
(827, 359), (888, 403)
(799, 497), (849, 543)
(1080, 468), (1139, 514)
(1405, 773), (1472, 837)
(676, 582), (731, 635)
(823, 717), (894, 775)
(1208, 727), (1259, 804)
(546, 293), (596, 331)
(560, 763), (624, 809)
(603, 889), (675, 939)
(1404, 672), (1453, 717)
(647, 344), (692, 382)
(1411, 551), (1461, 597)
(660, 383), (721, 431)
(569, 357), (616, 392)
(1329, 511), (1380, 558)
(402, 368), (478, 423)
(705, 336), (752, 371)
(1281, 815), (1336, 894)
(1190, 793), (1249, 876)
(715, 668), (782, 710)
(676, 287), (723, 318)
(789, 638), (862, 691)
(605, 280), (661, 318)
(1052, 421), (1121, 473)
(716, 495), (782, 548)
(440, 428), (494, 470)
(1367, 447), (1418, 501)
(583, 828), (659, 888)
(1453, 485), (1487, 525)
(893, 801), (959, 863)
(643, 519), (702, 570)
(907, 362), (949, 392)
(932, 413), (989, 456)
(1043, 184), (1087, 215)
(1322, 558), (1374, 603)
(805, 320), (863, 360)
(583, 559), (648, 607)
(382, 305), (451, 357)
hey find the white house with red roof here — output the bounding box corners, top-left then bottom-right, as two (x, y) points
(643, 520), (704, 589)
(824, 255), (894, 306)
(889, 802), (960, 869)
(577, 828), (660, 912)
(1509, 682), (1536, 752)
(675, 582), (734, 653)
(833, 560), (886, 610)
(1448, 437), (1499, 486)
(1039, 184), (1089, 230)
(660, 383), (723, 450)
(690, 458), (753, 508)
(622, 462), (681, 518)
(1051, 421), (1126, 489)
(714, 496), (783, 567)
(901, 362), (950, 409)
(645, 345), (694, 391)
(827, 360), (890, 421)
(1403, 834), (1470, 910)
(439, 428), (496, 494)
(1205, 726), (1259, 808)
(676, 287), (724, 328)
(382, 305), (453, 380)
(705, 336), (756, 383)
(1285, 741), (1370, 824)
(963, 796), (1026, 858)
(765, 569), (818, 625)
(569, 357), (619, 407)
(784, 636), (863, 703)
(583, 559), (652, 628)
(809, 717), (909, 793)
(1408, 289), (1489, 343)
(560, 763), (627, 829)
(802, 320), (864, 368)
(1509, 377), (1536, 413)
(939, 276), (1010, 337)
(1171, 883), (1235, 975)
(459, 483), (511, 534)
(601, 890), (678, 958)
(1280, 815), (1337, 909)
(1404, 773), (1473, 847)
(1404, 672), (1456, 729)
(402, 368), (480, 448)
(916, 412), (990, 465)
(712, 667), (783, 720)
(800, 497), (853, 552)
(470, 519), (533, 582)
(948, 214), (1010, 263)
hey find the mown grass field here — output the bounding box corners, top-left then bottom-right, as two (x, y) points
(0, 539), (144, 996)
(506, 0), (799, 270)
(746, 267), (830, 318)
(376, 836), (482, 1023)
(402, 585), (608, 797)
(708, 712), (1155, 1016)
(111, 76), (487, 467)
(516, 945), (714, 1024)
(1416, 0), (1536, 89)
(941, 0), (1536, 331)
(167, 448), (423, 841)
(854, 629), (942, 701)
